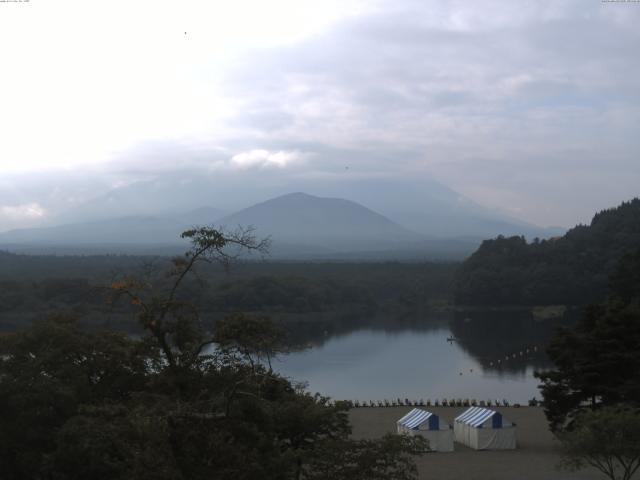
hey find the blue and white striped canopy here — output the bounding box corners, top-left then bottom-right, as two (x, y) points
(455, 407), (503, 428)
(397, 408), (439, 430)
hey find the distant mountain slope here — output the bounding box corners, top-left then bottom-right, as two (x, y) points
(172, 207), (225, 226)
(0, 216), (187, 245)
(304, 177), (563, 239)
(0, 206), (223, 251)
(55, 174), (559, 239)
(453, 198), (640, 306)
(218, 192), (423, 252)
(0, 194), (472, 259)
(0, 189), (549, 260)
(54, 177), (231, 223)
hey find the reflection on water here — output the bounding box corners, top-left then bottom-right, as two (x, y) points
(274, 310), (575, 403)
(450, 310), (575, 375)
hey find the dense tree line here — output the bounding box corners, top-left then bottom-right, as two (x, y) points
(203, 276), (374, 313)
(0, 250), (140, 280)
(454, 198), (640, 306)
(0, 256), (455, 331)
(0, 278), (103, 312)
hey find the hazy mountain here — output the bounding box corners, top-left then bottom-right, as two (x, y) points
(218, 192), (423, 253)
(312, 177), (563, 239)
(54, 176), (255, 223)
(52, 173), (562, 239)
(172, 207), (225, 226)
(0, 193), (417, 256)
(0, 205), (226, 249)
(0, 189), (550, 259)
(0, 216), (177, 244)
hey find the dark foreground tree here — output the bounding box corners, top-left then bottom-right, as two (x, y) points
(0, 226), (425, 480)
(214, 312), (288, 371)
(536, 247), (640, 432)
(558, 406), (640, 480)
(0, 315), (151, 480)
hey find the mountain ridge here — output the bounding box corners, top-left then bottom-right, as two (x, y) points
(218, 192), (423, 252)
(0, 190), (565, 260)
(45, 174), (561, 239)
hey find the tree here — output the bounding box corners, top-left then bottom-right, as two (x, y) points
(214, 312), (288, 371)
(0, 226), (426, 480)
(454, 198), (640, 307)
(536, 247), (640, 432)
(558, 406), (640, 480)
(0, 314), (151, 479)
(109, 225), (271, 372)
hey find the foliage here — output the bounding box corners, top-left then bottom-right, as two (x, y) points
(108, 225), (270, 370)
(536, 247), (640, 432)
(0, 227), (425, 480)
(0, 254), (455, 332)
(205, 275), (375, 313)
(454, 198), (640, 306)
(558, 406), (640, 480)
(0, 315), (152, 479)
(214, 312), (288, 370)
(609, 248), (640, 307)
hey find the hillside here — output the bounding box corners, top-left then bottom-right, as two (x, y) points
(0, 207), (223, 253)
(453, 198), (640, 306)
(47, 174), (559, 239)
(218, 192), (423, 253)
(0, 193), (477, 259)
(0, 190), (552, 260)
(312, 177), (563, 239)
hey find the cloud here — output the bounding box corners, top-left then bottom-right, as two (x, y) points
(229, 150), (306, 169)
(212, 0), (640, 225)
(1, 0), (639, 228)
(1, 203), (46, 220)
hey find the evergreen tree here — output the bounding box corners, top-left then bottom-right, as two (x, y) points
(536, 247), (640, 432)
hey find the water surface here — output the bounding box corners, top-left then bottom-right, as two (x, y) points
(274, 311), (569, 403)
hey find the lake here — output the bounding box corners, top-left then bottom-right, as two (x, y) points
(273, 310), (573, 404)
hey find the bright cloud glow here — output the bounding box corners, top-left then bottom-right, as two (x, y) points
(0, 0), (365, 173)
(230, 150), (303, 169)
(1, 203), (46, 220)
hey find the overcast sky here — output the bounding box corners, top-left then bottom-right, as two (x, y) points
(1, 0), (639, 231)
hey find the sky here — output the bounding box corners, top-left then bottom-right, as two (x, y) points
(1, 0), (639, 231)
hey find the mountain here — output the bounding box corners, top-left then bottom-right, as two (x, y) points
(1, 194), (475, 259)
(453, 198), (640, 306)
(172, 207), (225, 226)
(0, 212), (225, 256)
(312, 177), (563, 239)
(0, 205), (225, 248)
(0, 216), (184, 246)
(217, 192), (424, 254)
(0, 190), (548, 260)
(51, 173), (560, 239)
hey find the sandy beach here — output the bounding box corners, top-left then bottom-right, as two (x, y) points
(349, 406), (602, 480)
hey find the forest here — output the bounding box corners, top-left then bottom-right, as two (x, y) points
(453, 198), (640, 306)
(0, 251), (456, 334)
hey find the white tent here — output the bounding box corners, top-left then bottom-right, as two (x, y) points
(453, 406), (516, 450)
(396, 408), (454, 452)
